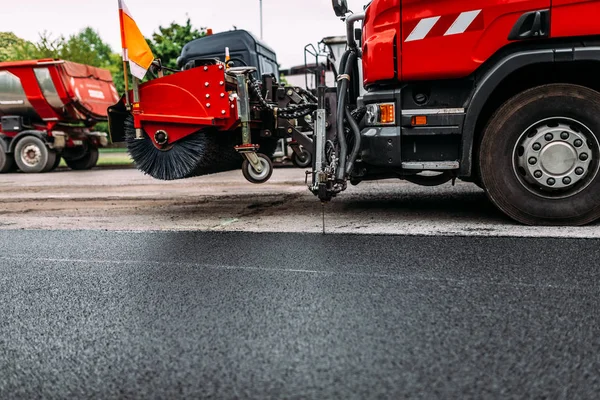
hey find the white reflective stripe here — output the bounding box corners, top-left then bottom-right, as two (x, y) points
(118, 0), (132, 19)
(405, 16), (441, 42)
(444, 10), (481, 36)
(129, 60), (148, 80)
(402, 108), (465, 116)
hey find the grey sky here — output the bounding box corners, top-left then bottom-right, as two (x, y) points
(3, 0), (367, 69)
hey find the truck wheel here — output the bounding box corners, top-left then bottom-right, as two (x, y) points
(479, 84), (600, 225)
(14, 136), (56, 173)
(65, 148), (99, 170)
(0, 146), (15, 173)
(47, 154), (62, 172)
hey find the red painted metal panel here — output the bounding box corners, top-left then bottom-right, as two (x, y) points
(362, 0), (402, 86)
(551, 0), (600, 38)
(0, 59), (118, 122)
(135, 64), (239, 144)
(362, 0), (562, 84)
(59, 61), (120, 119)
(400, 0), (550, 81)
(1, 66), (61, 121)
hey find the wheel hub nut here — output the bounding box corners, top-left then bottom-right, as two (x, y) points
(516, 118), (598, 196)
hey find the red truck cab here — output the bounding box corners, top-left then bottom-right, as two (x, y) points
(349, 0), (600, 225)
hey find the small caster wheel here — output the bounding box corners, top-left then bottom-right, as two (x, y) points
(291, 147), (312, 168)
(242, 153), (273, 184)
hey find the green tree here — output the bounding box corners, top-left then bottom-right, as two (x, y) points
(7, 28), (126, 94)
(10, 28), (114, 68)
(147, 18), (206, 69)
(0, 32), (31, 61)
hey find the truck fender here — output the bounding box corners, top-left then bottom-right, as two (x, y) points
(8, 130), (48, 153)
(461, 46), (600, 177)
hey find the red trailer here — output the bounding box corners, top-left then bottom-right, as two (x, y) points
(0, 59), (119, 173)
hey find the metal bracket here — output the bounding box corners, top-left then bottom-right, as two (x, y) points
(235, 74), (252, 145)
(235, 145), (263, 173)
(245, 151), (263, 173)
(312, 108), (327, 191)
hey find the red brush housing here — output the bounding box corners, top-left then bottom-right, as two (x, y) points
(131, 63), (240, 148)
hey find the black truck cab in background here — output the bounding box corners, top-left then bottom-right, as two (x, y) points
(177, 30), (279, 77)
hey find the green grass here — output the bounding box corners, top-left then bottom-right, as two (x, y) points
(97, 152), (134, 166)
(99, 148), (128, 154)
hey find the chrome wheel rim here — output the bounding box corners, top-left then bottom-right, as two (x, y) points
(513, 117), (600, 199)
(21, 144), (42, 167)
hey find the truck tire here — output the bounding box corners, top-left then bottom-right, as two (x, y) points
(14, 136), (56, 173)
(47, 155), (62, 172)
(0, 146), (15, 173)
(65, 148), (99, 170)
(479, 84), (600, 226)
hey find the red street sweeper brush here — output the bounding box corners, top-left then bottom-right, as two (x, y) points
(107, 59), (318, 182)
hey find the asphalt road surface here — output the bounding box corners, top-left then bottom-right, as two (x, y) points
(1, 168), (599, 398)
(2, 230), (600, 399)
(0, 168), (599, 237)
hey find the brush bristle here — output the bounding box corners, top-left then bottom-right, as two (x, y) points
(124, 116), (240, 181)
(124, 116), (279, 181)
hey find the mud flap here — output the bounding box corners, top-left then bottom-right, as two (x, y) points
(107, 97), (129, 143)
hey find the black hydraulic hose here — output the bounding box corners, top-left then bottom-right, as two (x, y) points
(335, 50), (356, 181)
(338, 50), (350, 77)
(344, 107), (362, 175)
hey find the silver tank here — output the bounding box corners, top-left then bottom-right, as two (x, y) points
(0, 70), (38, 119)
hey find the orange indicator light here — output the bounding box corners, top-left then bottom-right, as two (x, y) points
(379, 104), (395, 124)
(411, 115), (427, 126)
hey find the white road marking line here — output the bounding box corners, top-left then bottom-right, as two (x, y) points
(0, 255), (591, 291)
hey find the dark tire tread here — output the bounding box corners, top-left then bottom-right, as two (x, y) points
(479, 83), (600, 226)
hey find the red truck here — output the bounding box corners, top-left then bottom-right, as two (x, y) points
(0, 59), (119, 173)
(108, 0), (600, 225)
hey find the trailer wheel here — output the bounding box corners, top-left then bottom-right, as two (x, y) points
(242, 153), (273, 184)
(65, 148), (99, 170)
(14, 136), (56, 173)
(0, 146), (15, 173)
(47, 154), (62, 172)
(479, 84), (600, 225)
(291, 147), (312, 168)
